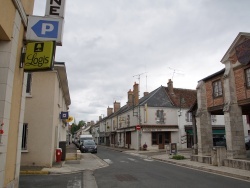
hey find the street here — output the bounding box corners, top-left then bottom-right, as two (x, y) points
(19, 146), (250, 188)
(94, 147), (250, 188)
(20, 172), (83, 188)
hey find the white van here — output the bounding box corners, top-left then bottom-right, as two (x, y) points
(79, 134), (93, 142)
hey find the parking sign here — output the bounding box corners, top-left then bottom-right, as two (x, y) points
(26, 15), (64, 46)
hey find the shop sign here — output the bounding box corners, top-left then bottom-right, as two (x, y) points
(24, 41), (55, 72)
(46, 0), (66, 18)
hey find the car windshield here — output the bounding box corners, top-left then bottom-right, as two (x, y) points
(84, 140), (95, 146)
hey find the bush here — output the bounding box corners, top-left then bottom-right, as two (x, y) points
(172, 155), (185, 160)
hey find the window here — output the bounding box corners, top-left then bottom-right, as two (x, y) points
(213, 80), (223, 97)
(185, 112), (192, 122)
(152, 133), (157, 145)
(26, 73), (32, 94)
(156, 110), (164, 123)
(22, 123), (28, 150)
(245, 68), (250, 88)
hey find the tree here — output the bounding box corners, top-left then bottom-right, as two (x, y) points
(70, 120), (86, 134)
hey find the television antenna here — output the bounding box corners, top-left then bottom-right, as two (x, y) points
(168, 67), (184, 80)
(133, 72), (147, 94)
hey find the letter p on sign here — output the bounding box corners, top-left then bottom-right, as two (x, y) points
(42, 23), (54, 34)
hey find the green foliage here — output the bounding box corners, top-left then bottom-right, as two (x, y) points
(172, 155), (185, 160)
(70, 120), (86, 134)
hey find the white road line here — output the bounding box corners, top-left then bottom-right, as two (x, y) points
(103, 159), (113, 164)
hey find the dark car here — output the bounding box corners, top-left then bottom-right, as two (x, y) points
(245, 136), (250, 150)
(80, 140), (97, 153)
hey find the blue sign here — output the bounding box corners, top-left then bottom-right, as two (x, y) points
(26, 16), (63, 46)
(60, 112), (69, 119)
(31, 20), (59, 38)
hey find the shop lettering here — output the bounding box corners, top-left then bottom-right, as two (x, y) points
(26, 53), (49, 67)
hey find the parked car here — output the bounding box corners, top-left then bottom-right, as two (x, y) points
(245, 136), (250, 150)
(80, 140), (97, 153)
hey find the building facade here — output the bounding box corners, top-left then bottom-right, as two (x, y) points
(96, 80), (197, 150)
(0, 1), (34, 187)
(194, 32), (250, 163)
(21, 62), (71, 167)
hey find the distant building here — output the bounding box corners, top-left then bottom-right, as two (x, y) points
(97, 80), (197, 150)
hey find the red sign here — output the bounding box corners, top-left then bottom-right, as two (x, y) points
(136, 125), (141, 130)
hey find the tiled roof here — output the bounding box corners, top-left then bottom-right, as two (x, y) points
(165, 88), (197, 108)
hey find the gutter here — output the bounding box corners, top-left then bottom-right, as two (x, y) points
(12, 0), (28, 27)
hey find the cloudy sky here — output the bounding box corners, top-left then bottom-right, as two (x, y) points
(33, 0), (250, 123)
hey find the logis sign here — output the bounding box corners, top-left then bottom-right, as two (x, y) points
(24, 41), (56, 72)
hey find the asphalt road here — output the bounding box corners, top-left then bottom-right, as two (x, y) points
(94, 147), (250, 188)
(19, 172), (83, 188)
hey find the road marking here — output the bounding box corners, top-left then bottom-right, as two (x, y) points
(144, 158), (154, 162)
(120, 160), (129, 163)
(103, 159), (113, 164)
(127, 158), (137, 162)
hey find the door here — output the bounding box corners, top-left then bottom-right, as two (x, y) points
(158, 133), (165, 149)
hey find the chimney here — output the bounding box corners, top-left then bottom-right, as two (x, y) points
(127, 89), (133, 107)
(107, 106), (113, 116)
(167, 79), (174, 95)
(114, 101), (120, 113)
(144, 92), (149, 97)
(133, 82), (139, 105)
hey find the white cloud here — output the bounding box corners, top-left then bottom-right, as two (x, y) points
(33, 0), (250, 122)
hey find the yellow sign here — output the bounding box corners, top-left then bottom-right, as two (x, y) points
(24, 41), (55, 72)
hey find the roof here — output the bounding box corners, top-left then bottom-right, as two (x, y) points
(165, 87), (197, 108)
(54, 62), (71, 106)
(199, 68), (225, 82)
(221, 32), (250, 63)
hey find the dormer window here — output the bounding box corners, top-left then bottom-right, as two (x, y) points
(213, 80), (223, 98)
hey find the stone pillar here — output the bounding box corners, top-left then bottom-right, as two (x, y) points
(223, 61), (246, 159)
(196, 81), (213, 155)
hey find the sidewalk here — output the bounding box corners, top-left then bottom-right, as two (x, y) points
(20, 143), (108, 175)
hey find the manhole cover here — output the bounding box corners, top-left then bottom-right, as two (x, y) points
(115, 174), (137, 181)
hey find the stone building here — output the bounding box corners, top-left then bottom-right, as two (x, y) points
(192, 32), (250, 167)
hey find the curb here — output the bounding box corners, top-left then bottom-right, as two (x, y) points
(20, 170), (50, 175)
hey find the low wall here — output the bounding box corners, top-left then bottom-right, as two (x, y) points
(223, 159), (250, 171)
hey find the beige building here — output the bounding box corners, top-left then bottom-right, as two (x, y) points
(0, 1), (35, 187)
(21, 62), (71, 167)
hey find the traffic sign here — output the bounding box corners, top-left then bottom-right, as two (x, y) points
(136, 125), (141, 130)
(26, 16), (63, 46)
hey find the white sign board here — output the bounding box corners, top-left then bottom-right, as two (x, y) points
(45, 0), (66, 18)
(26, 16), (64, 46)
